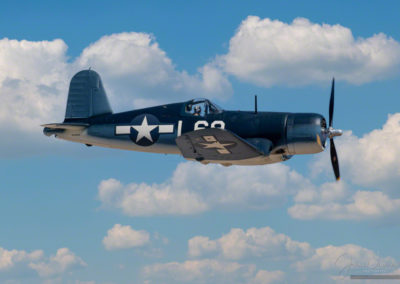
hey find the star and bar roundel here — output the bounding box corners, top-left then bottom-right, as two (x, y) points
(115, 114), (174, 146)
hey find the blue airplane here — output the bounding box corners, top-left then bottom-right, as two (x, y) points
(43, 70), (343, 180)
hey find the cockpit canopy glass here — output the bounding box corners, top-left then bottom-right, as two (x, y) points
(184, 98), (223, 117)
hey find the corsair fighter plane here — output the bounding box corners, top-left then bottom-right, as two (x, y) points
(43, 70), (343, 180)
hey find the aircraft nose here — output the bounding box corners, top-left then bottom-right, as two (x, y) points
(328, 127), (343, 138)
(286, 113), (328, 155)
(318, 116), (328, 148)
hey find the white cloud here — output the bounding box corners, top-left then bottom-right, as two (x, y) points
(103, 224), (150, 251)
(145, 225), (398, 283)
(331, 114), (400, 191)
(28, 248), (86, 277)
(97, 162), (310, 216)
(75, 32), (232, 108)
(219, 16), (400, 86)
(188, 236), (218, 258)
(0, 38), (68, 130)
(0, 246), (85, 280)
(188, 226), (312, 260)
(294, 244), (397, 275)
(142, 259), (284, 284)
(289, 190), (400, 220)
(0, 38), (71, 157)
(182, 226), (399, 283)
(0, 247), (43, 271)
(293, 181), (349, 204)
(97, 177), (207, 216)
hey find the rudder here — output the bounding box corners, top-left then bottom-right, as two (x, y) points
(64, 69), (112, 120)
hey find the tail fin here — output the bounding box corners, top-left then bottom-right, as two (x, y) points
(64, 69), (112, 120)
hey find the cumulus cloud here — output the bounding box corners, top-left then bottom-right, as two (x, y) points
(326, 114), (400, 191)
(0, 247), (43, 271)
(98, 157), (400, 221)
(103, 224), (150, 251)
(28, 248), (86, 277)
(97, 162), (310, 216)
(219, 16), (400, 86)
(188, 226), (312, 260)
(75, 32), (232, 108)
(97, 177), (207, 216)
(144, 225), (397, 283)
(0, 246), (85, 279)
(142, 259), (284, 284)
(295, 244), (397, 275)
(0, 38), (68, 127)
(289, 190), (400, 220)
(0, 38), (70, 156)
(293, 181), (348, 204)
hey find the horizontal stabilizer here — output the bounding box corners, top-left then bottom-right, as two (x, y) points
(41, 123), (89, 130)
(176, 128), (264, 162)
(42, 122), (88, 137)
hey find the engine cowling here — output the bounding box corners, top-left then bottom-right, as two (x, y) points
(286, 113), (327, 155)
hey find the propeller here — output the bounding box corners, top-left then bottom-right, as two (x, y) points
(327, 78), (342, 181)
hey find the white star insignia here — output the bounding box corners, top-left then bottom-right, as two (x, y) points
(131, 116), (158, 143)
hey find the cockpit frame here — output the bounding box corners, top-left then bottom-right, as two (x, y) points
(183, 98), (223, 117)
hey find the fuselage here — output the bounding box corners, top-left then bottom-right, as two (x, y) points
(45, 101), (328, 165)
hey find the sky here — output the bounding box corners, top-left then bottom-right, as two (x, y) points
(1, 0), (400, 283)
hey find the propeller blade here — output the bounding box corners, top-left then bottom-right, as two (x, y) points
(330, 138), (340, 181)
(329, 78), (335, 127)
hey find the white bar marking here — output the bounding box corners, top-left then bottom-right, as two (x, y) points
(115, 126), (131, 134)
(159, 125), (174, 133)
(177, 120), (182, 136)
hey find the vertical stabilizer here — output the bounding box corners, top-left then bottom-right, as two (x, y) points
(65, 70), (112, 120)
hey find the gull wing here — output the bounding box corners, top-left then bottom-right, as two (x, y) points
(176, 128), (265, 162)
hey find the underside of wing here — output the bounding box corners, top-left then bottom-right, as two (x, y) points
(176, 128), (266, 162)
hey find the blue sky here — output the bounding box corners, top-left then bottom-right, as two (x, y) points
(1, 1), (400, 283)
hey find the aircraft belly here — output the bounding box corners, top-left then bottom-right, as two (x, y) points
(55, 130), (181, 154)
(187, 154), (286, 166)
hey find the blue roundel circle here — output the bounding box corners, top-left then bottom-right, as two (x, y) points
(129, 114), (160, 146)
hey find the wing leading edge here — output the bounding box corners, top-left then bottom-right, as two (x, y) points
(176, 128), (271, 162)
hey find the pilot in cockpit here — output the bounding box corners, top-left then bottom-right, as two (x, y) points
(193, 105), (201, 116)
